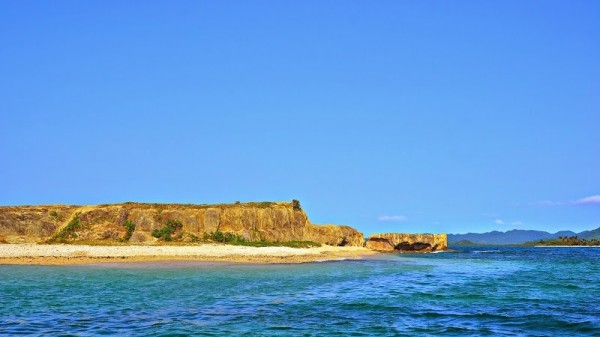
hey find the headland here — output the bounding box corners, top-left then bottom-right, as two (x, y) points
(0, 201), (446, 264)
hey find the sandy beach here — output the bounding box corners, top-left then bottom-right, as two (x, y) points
(0, 244), (378, 265)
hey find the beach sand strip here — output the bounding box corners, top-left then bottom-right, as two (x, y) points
(0, 244), (377, 265)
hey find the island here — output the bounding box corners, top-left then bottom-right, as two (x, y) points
(528, 236), (600, 247)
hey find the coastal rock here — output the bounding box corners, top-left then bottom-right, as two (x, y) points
(0, 202), (366, 247)
(0, 205), (80, 242)
(366, 233), (447, 252)
(304, 224), (365, 246)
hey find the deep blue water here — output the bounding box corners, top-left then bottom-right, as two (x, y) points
(1, 247), (599, 336)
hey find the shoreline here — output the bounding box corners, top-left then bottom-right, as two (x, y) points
(0, 243), (378, 265)
(533, 245), (600, 248)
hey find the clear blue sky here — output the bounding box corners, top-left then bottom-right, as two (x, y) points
(1, 1), (598, 236)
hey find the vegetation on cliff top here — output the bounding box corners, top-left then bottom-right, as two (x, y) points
(95, 201), (294, 210)
(0, 201), (298, 210)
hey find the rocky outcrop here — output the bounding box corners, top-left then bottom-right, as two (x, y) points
(0, 202), (365, 246)
(0, 205), (80, 242)
(304, 223), (365, 247)
(366, 233), (447, 252)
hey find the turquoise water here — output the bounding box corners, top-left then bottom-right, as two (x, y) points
(1, 247), (599, 336)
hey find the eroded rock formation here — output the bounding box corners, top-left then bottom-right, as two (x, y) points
(366, 233), (447, 252)
(0, 202), (365, 246)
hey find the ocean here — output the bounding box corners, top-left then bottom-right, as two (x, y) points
(1, 247), (599, 336)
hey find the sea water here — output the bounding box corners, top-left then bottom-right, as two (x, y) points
(0, 247), (599, 336)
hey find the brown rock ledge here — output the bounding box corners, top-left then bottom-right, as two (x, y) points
(366, 233), (447, 252)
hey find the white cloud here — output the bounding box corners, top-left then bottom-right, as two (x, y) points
(539, 194), (600, 206)
(494, 219), (524, 226)
(574, 195), (600, 205)
(378, 215), (408, 222)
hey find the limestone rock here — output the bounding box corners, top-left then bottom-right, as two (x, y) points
(0, 201), (366, 246)
(0, 205), (80, 243)
(366, 233), (447, 252)
(303, 224), (365, 246)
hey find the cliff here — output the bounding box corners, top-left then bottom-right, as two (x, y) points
(0, 201), (365, 246)
(366, 233), (447, 252)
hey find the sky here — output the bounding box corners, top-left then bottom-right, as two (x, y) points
(1, 1), (599, 236)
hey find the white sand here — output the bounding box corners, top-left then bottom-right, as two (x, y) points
(0, 244), (376, 264)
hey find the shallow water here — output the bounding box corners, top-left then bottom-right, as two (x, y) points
(1, 247), (599, 336)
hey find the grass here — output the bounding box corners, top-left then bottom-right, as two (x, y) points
(230, 240), (321, 248)
(48, 210), (64, 222)
(254, 202), (274, 208)
(203, 230), (321, 248)
(204, 230), (246, 244)
(48, 212), (82, 243)
(102, 201), (294, 210)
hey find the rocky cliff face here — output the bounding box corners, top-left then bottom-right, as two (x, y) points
(0, 205), (80, 242)
(366, 233), (447, 252)
(304, 224), (365, 247)
(0, 202), (365, 246)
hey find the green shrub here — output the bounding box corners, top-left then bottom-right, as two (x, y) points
(50, 213), (82, 242)
(48, 210), (63, 221)
(203, 231), (320, 248)
(152, 220), (183, 241)
(235, 240), (321, 248)
(187, 233), (201, 243)
(292, 199), (302, 211)
(122, 220), (136, 241)
(204, 230), (246, 244)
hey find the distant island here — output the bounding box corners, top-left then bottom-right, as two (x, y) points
(450, 240), (485, 247)
(526, 236), (600, 247)
(449, 227), (600, 246)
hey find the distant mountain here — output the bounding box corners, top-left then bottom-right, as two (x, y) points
(578, 227), (600, 240)
(447, 227), (599, 245)
(451, 240), (482, 246)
